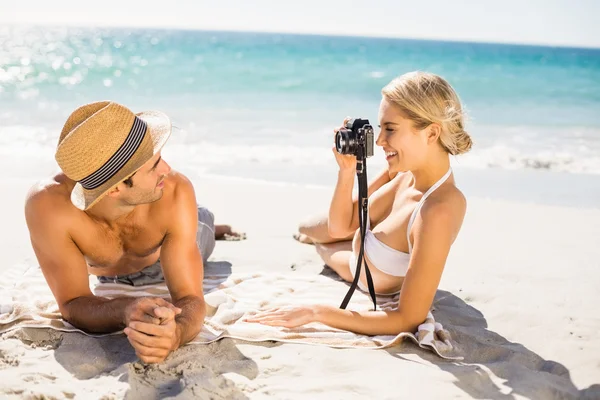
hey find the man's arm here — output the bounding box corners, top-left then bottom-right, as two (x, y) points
(152, 174), (206, 347)
(24, 188), (150, 333)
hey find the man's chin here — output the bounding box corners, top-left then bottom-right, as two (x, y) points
(152, 190), (164, 202)
(140, 190), (164, 205)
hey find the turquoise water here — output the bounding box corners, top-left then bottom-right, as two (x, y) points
(1, 25), (600, 202)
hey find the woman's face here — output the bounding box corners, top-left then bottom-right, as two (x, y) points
(376, 97), (430, 173)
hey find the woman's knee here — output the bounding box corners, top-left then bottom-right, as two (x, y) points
(298, 213), (328, 234)
(297, 212), (356, 244)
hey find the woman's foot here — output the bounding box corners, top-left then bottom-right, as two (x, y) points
(293, 232), (315, 245)
(215, 225), (246, 241)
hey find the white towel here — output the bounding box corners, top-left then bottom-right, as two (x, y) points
(0, 265), (461, 360)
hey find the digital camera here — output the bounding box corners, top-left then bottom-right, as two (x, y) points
(334, 118), (374, 158)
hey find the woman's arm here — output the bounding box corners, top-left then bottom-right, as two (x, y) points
(328, 166), (393, 238)
(248, 192), (466, 335)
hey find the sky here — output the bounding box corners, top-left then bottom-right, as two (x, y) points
(1, 0), (598, 48)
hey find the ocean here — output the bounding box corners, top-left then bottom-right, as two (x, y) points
(1, 25), (599, 207)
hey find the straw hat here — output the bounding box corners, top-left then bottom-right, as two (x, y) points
(55, 101), (172, 210)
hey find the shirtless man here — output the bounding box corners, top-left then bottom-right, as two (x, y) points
(24, 101), (240, 363)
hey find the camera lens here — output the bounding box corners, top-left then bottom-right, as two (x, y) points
(335, 129), (356, 155)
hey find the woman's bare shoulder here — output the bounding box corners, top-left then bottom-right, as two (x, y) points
(420, 184), (467, 230)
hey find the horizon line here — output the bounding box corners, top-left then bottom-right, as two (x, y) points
(3, 21), (600, 51)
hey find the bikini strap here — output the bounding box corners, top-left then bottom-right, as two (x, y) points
(406, 168), (452, 253)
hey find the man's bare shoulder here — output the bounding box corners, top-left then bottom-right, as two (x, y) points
(161, 170), (196, 202)
(150, 170), (197, 219)
(25, 173), (78, 230)
(152, 170), (198, 235)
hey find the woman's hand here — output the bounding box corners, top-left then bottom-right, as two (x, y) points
(333, 117), (358, 171)
(244, 306), (318, 329)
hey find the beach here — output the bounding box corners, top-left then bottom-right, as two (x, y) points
(0, 152), (598, 399)
(1, 25), (600, 399)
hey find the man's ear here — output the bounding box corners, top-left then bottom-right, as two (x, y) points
(427, 123), (442, 144)
(106, 184), (122, 198)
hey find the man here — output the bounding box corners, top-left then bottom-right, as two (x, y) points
(25, 101), (241, 363)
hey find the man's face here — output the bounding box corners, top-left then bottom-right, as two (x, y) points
(119, 152), (171, 206)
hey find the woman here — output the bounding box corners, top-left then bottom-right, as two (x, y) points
(247, 71), (473, 335)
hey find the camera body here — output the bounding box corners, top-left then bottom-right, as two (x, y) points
(336, 118), (378, 310)
(334, 118), (374, 159)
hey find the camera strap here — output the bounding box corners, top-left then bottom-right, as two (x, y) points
(339, 157), (377, 311)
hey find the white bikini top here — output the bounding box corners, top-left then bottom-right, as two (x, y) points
(358, 168), (453, 277)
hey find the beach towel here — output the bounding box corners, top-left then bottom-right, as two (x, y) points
(0, 263), (461, 360)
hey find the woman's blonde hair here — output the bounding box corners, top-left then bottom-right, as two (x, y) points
(381, 71), (472, 155)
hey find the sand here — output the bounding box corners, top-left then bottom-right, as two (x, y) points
(1, 155), (599, 399)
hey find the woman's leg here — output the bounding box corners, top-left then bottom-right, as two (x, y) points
(295, 213), (354, 244)
(314, 241), (354, 282)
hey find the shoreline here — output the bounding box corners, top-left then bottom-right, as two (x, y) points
(180, 164), (600, 210)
